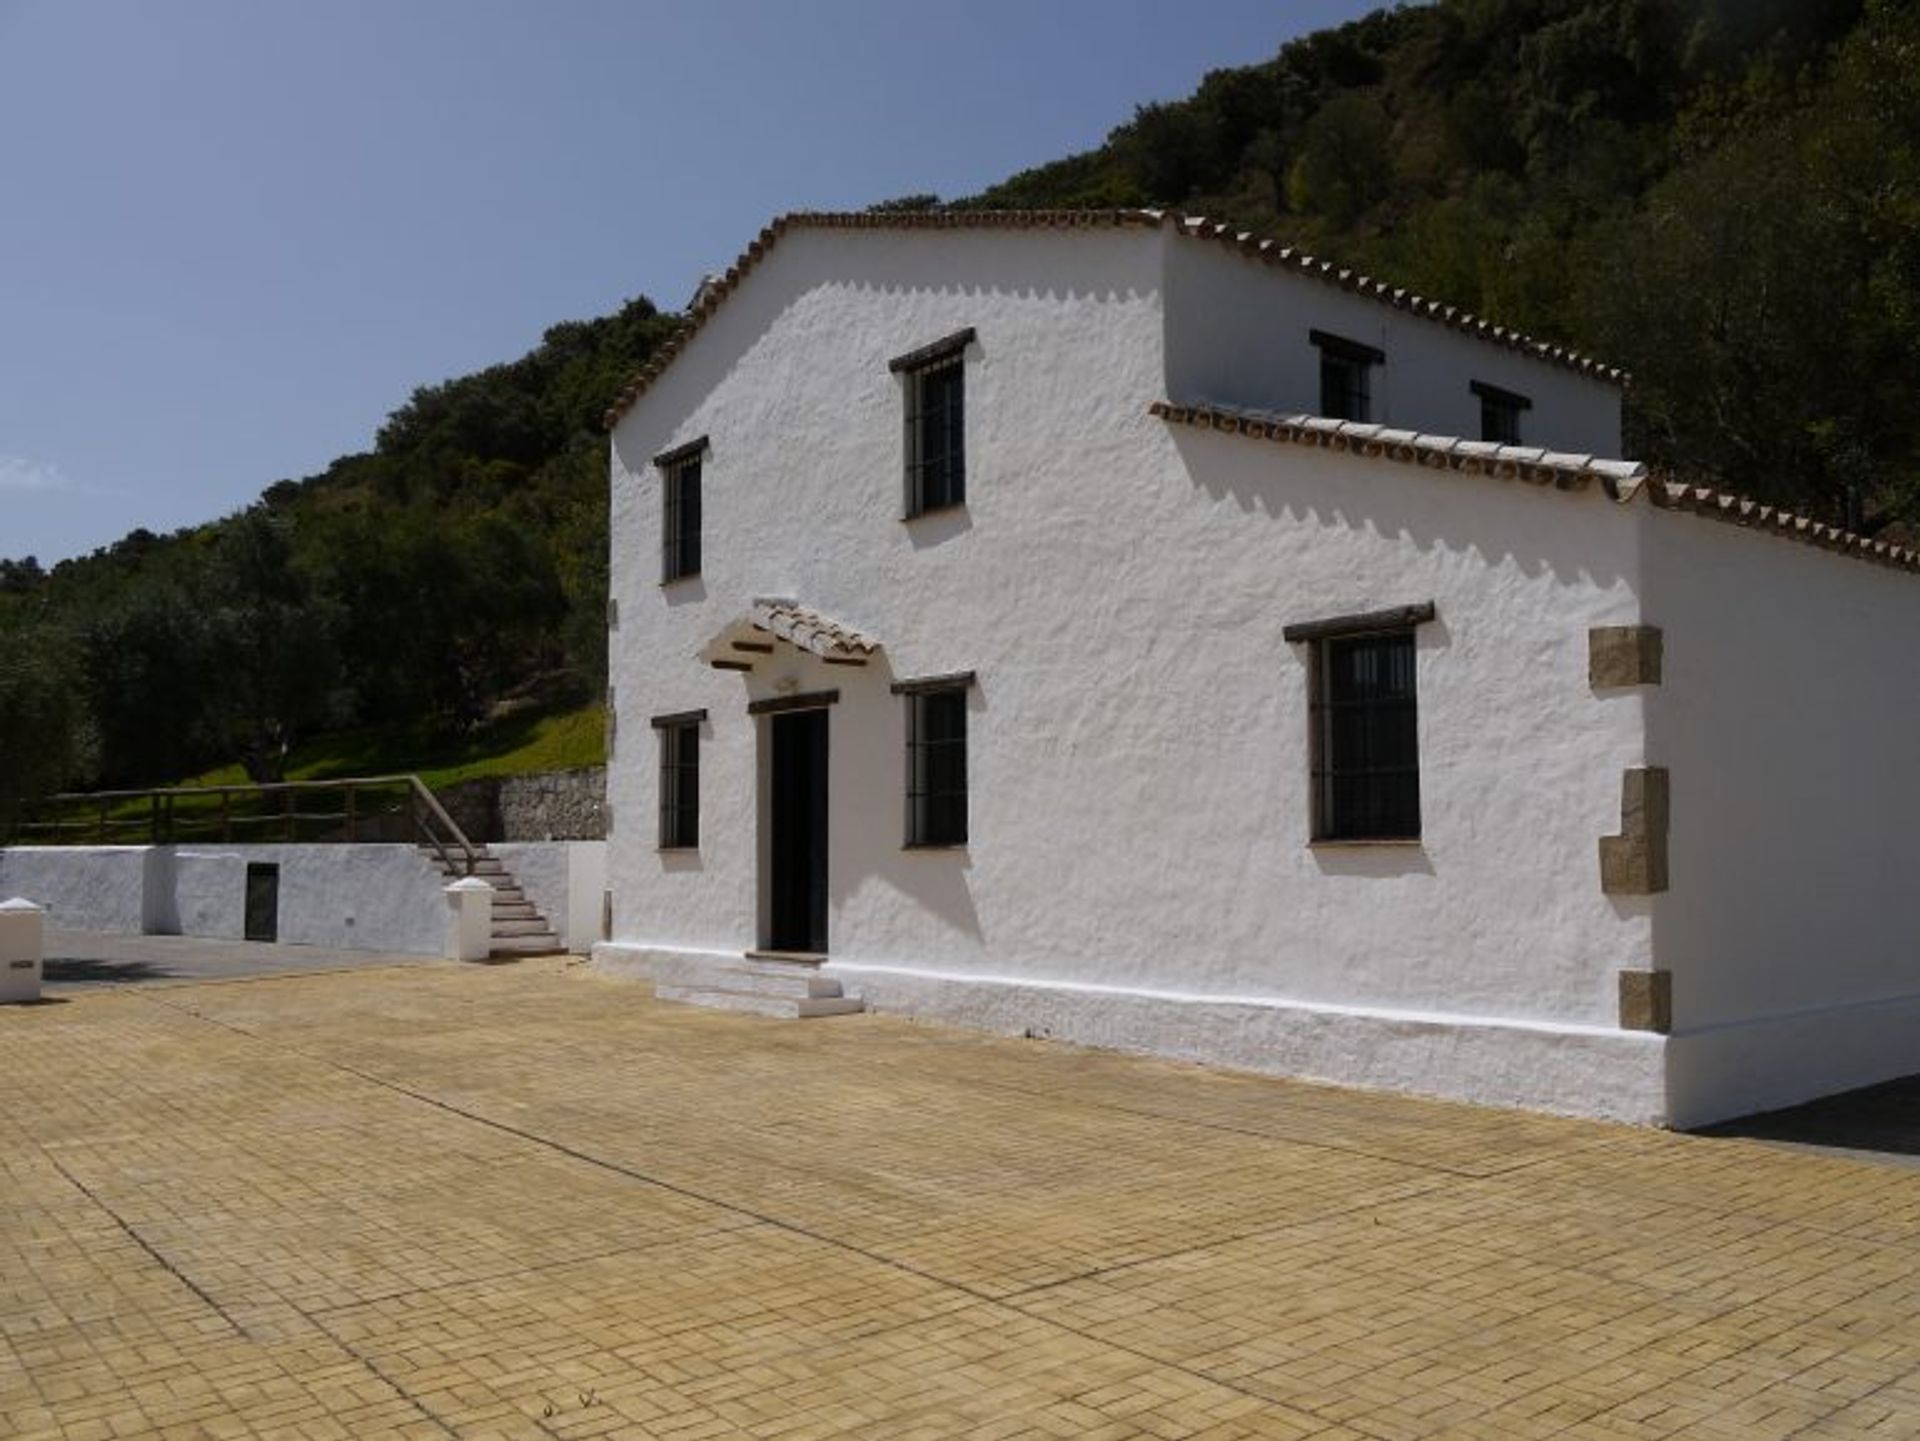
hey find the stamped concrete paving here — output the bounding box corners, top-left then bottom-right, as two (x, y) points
(4, 958), (1919, 1441)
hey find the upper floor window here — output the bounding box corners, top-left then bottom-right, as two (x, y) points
(891, 328), (974, 517)
(1311, 329), (1384, 423)
(655, 436), (706, 583)
(892, 671), (974, 847)
(1284, 603), (1435, 843)
(1471, 381), (1532, 445)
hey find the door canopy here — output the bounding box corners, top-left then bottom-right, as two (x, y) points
(699, 598), (882, 672)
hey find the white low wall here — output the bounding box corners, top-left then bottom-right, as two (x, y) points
(1, 844), (450, 954)
(0, 847), (158, 934)
(168, 846), (450, 953)
(0, 841), (606, 957)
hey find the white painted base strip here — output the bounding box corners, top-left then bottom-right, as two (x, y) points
(1666, 989), (1920, 1129)
(595, 943), (1667, 1124)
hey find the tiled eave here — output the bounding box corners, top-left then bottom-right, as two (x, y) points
(1153, 401), (1920, 579)
(699, 599), (882, 671)
(602, 209), (1623, 430)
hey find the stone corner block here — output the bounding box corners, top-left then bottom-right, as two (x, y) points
(1600, 766), (1669, 894)
(1589, 625), (1663, 689)
(1619, 969), (1672, 1033)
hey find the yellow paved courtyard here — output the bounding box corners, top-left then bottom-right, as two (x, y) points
(4, 956), (1919, 1440)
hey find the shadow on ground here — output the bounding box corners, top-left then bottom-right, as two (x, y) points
(1700, 1074), (1920, 1161)
(43, 957), (184, 985)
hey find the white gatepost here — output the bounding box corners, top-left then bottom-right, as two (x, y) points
(444, 877), (494, 962)
(0, 898), (45, 1003)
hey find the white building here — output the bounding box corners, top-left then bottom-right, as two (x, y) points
(595, 209), (1920, 1128)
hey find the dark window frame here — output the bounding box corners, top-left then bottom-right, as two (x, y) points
(1310, 329), (1384, 423)
(893, 329), (973, 518)
(1470, 380), (1532, 445)
(656, 436), (706, 583)
(652, 710), (705, 849)
(1284, 604), (1433, 844)
(893, 672), (974, 848)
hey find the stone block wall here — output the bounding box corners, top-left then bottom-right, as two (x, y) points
(436, 768), (606, 843)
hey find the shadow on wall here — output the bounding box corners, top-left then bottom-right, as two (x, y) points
(1166, 427), (1635, 594)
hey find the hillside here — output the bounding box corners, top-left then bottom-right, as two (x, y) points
(4, 0), (1916, 808)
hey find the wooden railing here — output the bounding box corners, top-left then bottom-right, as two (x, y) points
(5, 775), (479, 875)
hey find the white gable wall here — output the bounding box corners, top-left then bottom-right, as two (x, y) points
(605, 222), (1675, 1121)
(1163, 238), (1624, 456)
(1640, 517), (1920, 1126)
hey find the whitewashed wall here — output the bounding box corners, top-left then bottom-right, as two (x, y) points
(0, 847), (157, 933)
(602, 223), (1671, 1121)
(1162, 237), (1624, 456)
(1641, 517), (1920, 1126)
(0, 844), (449, 954)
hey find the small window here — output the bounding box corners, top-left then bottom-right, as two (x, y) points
(1311, 329), (1384, 423)
(892, 329), (973, 517)
(655, 715), (701, 849)
(1284, 604), (1433, 843)
(1471, 381), (1532, 445)
(895, 675), (972, 847)
(1314, 631), (1420, 840)
(656, 437), (705, 583)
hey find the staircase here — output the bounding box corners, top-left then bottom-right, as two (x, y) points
(652, 951), (864, 1019)
(419, 845), (563, 957)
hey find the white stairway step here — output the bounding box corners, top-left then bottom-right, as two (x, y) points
(489, 933), (563, 955)
(653, 984), (864, 1019)
(491, 918), (556, 937)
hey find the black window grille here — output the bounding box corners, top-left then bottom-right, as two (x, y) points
(1314, 631), (1420, 840)
(661, 453), (701, 582)
(905, 687), (968, 846)
(905, 357), (965, 516)
(1471, 381), (1531, 445)
(1311, 330), (1383, 423)
(657, 720), (699, 848)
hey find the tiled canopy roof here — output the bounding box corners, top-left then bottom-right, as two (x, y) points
(1153, 401), (1920, 578)
(699, 599), (882, 669)
(602, 209), (1623, 430)
(749, 598), (880, 658)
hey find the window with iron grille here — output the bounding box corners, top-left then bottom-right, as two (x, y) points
(1471, 380), (1531, 445)
(654, 715), (701, 848)
(891, 329), (973, 517)
(1311, 329), (1383, 423)
(894, 674), (972, 847)
(656, 438), (705, 583)
(1284, 604), (1433, 843)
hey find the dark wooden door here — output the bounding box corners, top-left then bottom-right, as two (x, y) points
(768, 709), (828, 953)
(244, 863), (279, 943)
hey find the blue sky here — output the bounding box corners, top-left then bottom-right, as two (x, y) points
(0, 0), (1378, 564)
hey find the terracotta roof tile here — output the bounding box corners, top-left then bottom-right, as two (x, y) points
(602, 209), (1623, 430)
(750, 598), (880, 659)
(1152, 401), (1920, 578)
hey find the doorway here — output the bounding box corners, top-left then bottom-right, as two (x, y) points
(244, 863), (279, 943)
(767, 708), (828, 953)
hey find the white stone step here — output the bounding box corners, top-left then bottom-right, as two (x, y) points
(653, 984), (865, 1019)
(491, 918), (556, 938)
(489, 933), (563, 956)
(653, 955), (845, 999)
